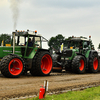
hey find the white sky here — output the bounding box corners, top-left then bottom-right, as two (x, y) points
(0, 0), (100, 50)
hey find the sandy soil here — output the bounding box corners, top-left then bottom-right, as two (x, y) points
(0, 72), (100, 99)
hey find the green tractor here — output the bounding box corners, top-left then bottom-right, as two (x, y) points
(52, 36), (99, 73)
(0, 30), (53, 78)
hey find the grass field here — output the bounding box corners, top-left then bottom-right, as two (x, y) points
(22, 86), (100, 100)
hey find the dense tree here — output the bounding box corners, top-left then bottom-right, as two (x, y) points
(48, 34), (65, 52)
(0, 34), (11, 46)
(48, 34), (75, 52)
(55, 34), (65, 44)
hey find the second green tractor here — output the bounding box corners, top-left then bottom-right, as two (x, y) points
(52, 36), (99, 74)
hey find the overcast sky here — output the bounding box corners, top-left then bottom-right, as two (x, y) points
(0, 0), (100, 49)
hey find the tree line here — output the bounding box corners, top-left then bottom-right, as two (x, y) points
(48, 34), (71, 52)
(0, 34), (11, 46)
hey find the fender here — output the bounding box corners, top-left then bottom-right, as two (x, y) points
(9, 53), (20, 57)
(76, 53), (86, 60)
(89, 50), (98, 59)
(37, 48), (50, 53)
(32, 48), (51, 60)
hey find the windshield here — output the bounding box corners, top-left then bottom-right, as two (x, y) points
(15, 36), (25, 45)
(15, 35), (41, 47)
(67, 41), (80, 49)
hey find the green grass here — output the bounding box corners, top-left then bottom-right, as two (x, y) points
(22, 86), (100, 100)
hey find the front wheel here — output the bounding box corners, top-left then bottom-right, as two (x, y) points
(31, 51), (53, 76)
(72, 55), (86, 74)
(1, 55), (24, 78)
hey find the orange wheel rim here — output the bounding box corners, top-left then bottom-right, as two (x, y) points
(41, 54), (52, 74)
(8, 58), (23, 75)
(93, 57), (98, 70)
(79, 59), (84, 71)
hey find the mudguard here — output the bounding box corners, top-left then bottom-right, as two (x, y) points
(89, 50), (98, 59)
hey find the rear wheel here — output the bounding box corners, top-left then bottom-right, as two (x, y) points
(88, 53), (99, 73)
(1, 55), (24, 78)
(31, 51), (53, 76)
(72, 55), (86, 74)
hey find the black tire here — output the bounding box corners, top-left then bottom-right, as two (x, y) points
(1, 55), (25, 78)
(88, 53), (99, 73)
(30, 52), (39, 76)
(72, 55), (86, 74)
(30, 51), (53, 76)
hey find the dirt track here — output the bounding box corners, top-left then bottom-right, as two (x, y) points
(0, 72), (100, 99)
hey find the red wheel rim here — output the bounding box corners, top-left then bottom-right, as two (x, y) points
(79, 59), (84, 71)
(93, 57), (98, 70)
(8, 58), (23, 75)
(41, 54), (52, 74)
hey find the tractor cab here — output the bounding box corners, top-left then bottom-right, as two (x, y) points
(52, 35), (99, 74)
(0, 30), (48, 59)
(12, 30), (48, 58)
(67, 37), (91, 54)
(14, 30), (41, 47)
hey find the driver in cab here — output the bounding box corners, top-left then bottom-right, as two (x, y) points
(24, 38), (33, 47)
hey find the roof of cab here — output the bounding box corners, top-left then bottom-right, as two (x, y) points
(70, 37), (89, 41)
(13, 31), (41, 37)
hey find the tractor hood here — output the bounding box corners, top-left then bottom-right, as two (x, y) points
(62, 49), (78, 60)
(0, 46), (22, 58)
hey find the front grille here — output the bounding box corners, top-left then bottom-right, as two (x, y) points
(63, 50), (72, 57)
